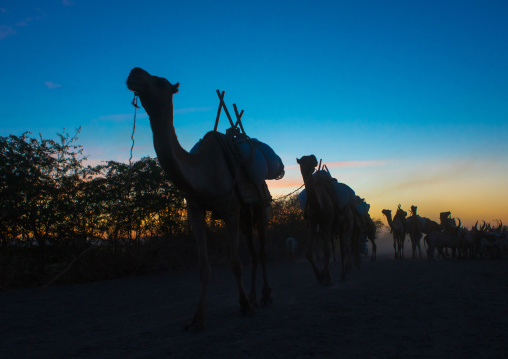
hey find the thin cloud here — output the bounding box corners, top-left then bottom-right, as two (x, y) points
(267, 179), (304, 189)
(0, 25), (16, 40)
(0, 8), (46, 40)
(16, 18), (34, 27)
(372, 158), (492, 200)
(44, 81), (61, 89)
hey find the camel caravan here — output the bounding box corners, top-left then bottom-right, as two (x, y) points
(126, 68), (504, 330)
(382, 205), (507, 261)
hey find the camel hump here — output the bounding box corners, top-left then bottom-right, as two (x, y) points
(332, 181), (356, 209)
(250, 139), (285, 180)
(233, 138), (284, 182)
(355, 201), (370, 216)
(392, 217), (405, 232)
(190, 131), (284, 186)
(307, 170), (356, 210)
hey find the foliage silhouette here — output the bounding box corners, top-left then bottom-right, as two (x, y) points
(0, 130), (306, 288)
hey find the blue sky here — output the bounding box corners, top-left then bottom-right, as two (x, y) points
(1, 0), (507, 226)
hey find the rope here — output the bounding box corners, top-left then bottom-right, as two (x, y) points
(129, 94), (140, 166)
(271, 183), (305, 202)
(270, 170), (314, 203)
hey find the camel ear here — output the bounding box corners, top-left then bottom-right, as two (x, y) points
(171, 82), (180, 94)
(296, 158), (300, 164)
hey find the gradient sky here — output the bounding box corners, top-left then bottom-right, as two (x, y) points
(2, 0), (507, 227)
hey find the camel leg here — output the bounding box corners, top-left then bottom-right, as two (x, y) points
(338, 233), (346, 280)
(254, 206), (272, 306)
(224, 213), (253, 316)
(371, 239), (377, 261)
(393, 236), (398, 259)
(240, 208), (259, 307)
(342, 215), (354, 271)
(184, 205), (210, 331)
(331, 237), (337, 262)
(351, 232), (361, 269)
(319, 230), (333, 285)
(243, 229), (259, 307)
(306, 224), (324, 282)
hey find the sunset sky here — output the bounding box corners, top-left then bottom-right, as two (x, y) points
(1, 0), (507, 227)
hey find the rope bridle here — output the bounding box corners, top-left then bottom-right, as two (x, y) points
(270, 170), (314, 203)
(129, 94), (140, 166)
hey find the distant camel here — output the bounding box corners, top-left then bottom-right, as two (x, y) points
(407, 205), (423, 259)
(364, 214), (378, 261)
(351, 202), (377, 262)
(126, 67), (280, 330)
(296, 155), (353, 284)
(297, 155), (337, 284)
(419, 217), (442, 235)
(382, 206), (408, 259)
(438, 212), (463, 257)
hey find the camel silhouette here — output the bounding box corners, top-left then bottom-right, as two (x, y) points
(126, 67), (277, 330)
(407, 205), (423, 259)
(297, 155), (351, 282)
(382, 206), (408, 259)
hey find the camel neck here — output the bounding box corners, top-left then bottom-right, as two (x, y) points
(384, 213), (393, 227)
(301, 168), (320, 208)
(148, 101), (195, 194)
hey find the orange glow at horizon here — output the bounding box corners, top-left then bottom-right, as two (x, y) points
(268, 157), (508, 229)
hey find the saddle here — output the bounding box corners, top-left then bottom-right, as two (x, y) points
(190, 127), (283, 206)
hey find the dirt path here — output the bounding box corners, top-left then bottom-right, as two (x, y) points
(1, 254), (507, 358)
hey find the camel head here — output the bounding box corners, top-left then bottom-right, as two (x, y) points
(126, 67), (180, 117)
(395, 206), (407, 219)
(410, 205), (417, 216)
(296, 155), (318, 170)
(296, 155), (319, 180)
(439, 211), (451, 223)
(381, 209), (391, 217)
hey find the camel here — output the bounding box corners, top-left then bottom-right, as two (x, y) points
(419, 217), (442, 235)
(297, 155), (346, 283)
(350, 202), (377, 263)
(382, 206), (408, 259)
(407, 205), (423, 259)
(362, 214), (378, 261)
(126, 67), (276, 331)
(439, 212), (462, 257)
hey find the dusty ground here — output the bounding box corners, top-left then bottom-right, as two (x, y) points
(1, 240), (508, 359)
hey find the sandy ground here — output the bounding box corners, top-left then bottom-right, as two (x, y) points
(1, 239), (508, 359)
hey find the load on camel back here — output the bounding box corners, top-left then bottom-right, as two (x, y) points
(190, 90), (284, 205)
(298, 166), (372, 229)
